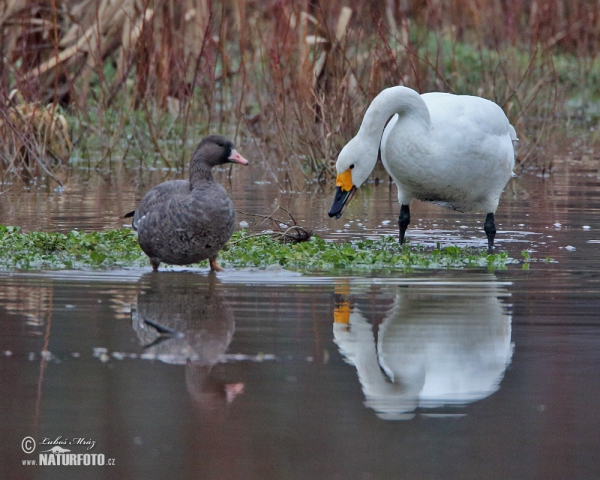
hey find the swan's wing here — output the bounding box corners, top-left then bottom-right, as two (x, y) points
(422, 92), (516, 171)
(380, 114), (402, 183)
(509, 123), (518, 142)
(422, 93), (514, 137)
(380, 114), (398, 158)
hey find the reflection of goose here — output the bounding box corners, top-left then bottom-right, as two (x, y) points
(131, 273), (243, 415)
(333, 276), (512, 420)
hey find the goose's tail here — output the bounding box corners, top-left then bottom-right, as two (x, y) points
(123, 210), (137, 230)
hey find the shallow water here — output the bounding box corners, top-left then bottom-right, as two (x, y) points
(1, 155), (600, 479)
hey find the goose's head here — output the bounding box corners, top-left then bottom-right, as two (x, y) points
(189, 135), (249, 185)
(193, 135), (249, 168)
(328, 137), (376, 219)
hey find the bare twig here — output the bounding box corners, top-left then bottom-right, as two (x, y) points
(235, 206), (312, 244)
(229, 226), (312, 245)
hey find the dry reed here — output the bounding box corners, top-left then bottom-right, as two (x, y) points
(1, 0), (599, 182)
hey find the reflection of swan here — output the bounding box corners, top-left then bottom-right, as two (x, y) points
(131, 273), (244, 415)
(333, 275), (512, 420)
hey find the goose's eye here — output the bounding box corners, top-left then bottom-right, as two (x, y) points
(349, 164), (355, 170)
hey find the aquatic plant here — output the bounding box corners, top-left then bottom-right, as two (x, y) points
(222, 233), (517, 273)
(0, 225), (522, 272)
(0, 226), (146, 269)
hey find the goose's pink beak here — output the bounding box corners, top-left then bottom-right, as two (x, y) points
(228, 149), (249, 165)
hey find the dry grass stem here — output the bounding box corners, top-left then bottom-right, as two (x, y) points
(1, 0), (598, 180)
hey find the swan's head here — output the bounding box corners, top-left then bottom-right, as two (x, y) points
(328, 138), (375, 219)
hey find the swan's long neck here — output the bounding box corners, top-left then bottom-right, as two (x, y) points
(336, 87), (431, 189)
(358, 86), (431, 144)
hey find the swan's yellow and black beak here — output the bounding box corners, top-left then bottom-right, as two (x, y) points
(328, 169), (356, 219)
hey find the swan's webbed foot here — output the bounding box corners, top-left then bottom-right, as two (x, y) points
(484, 212), (496, 251)
(398, 204), (411, 245)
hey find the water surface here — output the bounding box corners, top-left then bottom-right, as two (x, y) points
(1, 155), (600, 479)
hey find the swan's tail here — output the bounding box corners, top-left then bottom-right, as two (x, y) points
(509, 124), (518, 176)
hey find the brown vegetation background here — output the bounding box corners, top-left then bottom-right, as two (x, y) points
(1, 0), (599, 180)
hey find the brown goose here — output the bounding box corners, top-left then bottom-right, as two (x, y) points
(126, 135), (248, 271)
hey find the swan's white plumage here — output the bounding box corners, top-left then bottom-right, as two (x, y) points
(336, 86), (516, 214)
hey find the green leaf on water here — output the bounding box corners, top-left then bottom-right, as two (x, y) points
(90, 251), (107, 264)
(443, 245), (462, 256)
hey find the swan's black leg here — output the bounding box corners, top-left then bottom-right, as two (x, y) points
(398, 204), (410, 245)
(484, 212), (496, 252)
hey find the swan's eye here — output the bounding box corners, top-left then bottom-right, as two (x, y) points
(349, 164), (355, 170)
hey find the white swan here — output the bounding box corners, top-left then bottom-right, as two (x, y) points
(328, 86), (517, 249)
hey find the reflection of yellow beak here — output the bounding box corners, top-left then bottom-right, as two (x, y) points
(334, 283), (351, 295)
(334, 302), (351, 324)
(336, 169), (353, 192)
(334, 281), (351, 325)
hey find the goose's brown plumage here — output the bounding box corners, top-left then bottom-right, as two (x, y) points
(130, 135), (248, 271)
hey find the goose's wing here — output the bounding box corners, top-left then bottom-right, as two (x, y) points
(164, 183), (234, 232)
(132, 180), (190, 230)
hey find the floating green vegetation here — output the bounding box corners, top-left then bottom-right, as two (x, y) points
(0, 225), (524, 273)
(222, 232), (516, 273)
(0, 226), (147, 270)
